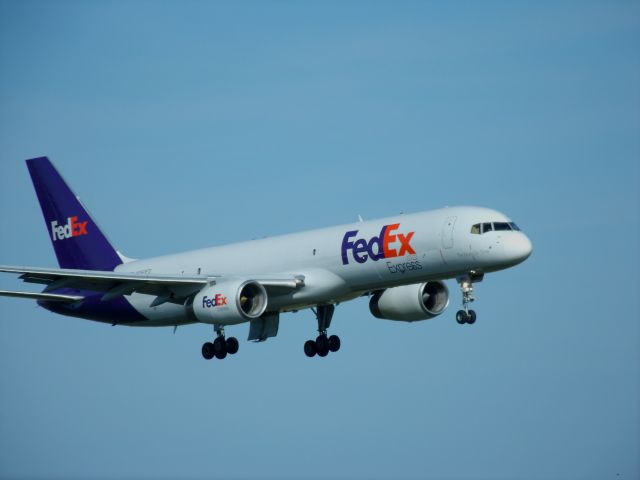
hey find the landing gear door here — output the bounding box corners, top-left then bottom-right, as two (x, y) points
(442, 216), (457, 249)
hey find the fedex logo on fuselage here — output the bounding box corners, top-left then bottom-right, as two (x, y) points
(202, 294), (228, 309)
(50, 216), (88, 242)
(341, 223), (416, 265)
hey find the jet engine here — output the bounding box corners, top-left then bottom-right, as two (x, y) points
(190, 279), (268, 325)
(369, 281), (449, 322)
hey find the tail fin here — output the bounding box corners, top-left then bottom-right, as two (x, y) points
(26, 156), (122, 271)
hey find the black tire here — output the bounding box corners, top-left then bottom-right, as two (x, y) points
(328, 335), (341, 352)
(304, 340), (317, 357)
(316, 334), (328, 350)
(213, 337), (227, 358)
(202, 342), (215, 360)
(316, 335), (329, 357)
(226, 337), (239, 355)
(215, 349), (227, 360)
(467, 310), (477, 324)
(456, 310), (467, 324)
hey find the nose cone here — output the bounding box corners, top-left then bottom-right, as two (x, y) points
(503, 232), (532, 265)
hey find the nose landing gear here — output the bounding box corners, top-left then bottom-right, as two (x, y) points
(456, 308), (476, 325)
(202, 325), (239, 360)
(304, 304), (341, 358)
(456, 273), (483, 325)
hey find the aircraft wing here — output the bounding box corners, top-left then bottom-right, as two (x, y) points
(0, 265), (304, 307)
(0, 289), (84, 302)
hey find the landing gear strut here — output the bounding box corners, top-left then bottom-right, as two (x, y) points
(456, 273), (483, 325)
(304, 304), (341, 358)
(202, 325), (239, 360)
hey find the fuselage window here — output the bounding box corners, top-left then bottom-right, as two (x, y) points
(481, 222), (493, 233)
(470, 224), (481, 234)
(509, 222), (520, 231)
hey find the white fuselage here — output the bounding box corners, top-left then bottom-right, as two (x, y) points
(116, 206), (532, 326)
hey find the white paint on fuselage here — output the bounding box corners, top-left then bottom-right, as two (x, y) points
(117, 206), (532, 326)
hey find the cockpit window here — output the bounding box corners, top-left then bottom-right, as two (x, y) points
(473, 221), (522, 234)
(493, 222), (512, 231)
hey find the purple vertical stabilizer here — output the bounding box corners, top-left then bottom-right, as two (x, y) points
(26, 156), (122, 271)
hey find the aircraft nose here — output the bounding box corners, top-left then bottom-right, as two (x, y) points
(503, 232), (532, 264)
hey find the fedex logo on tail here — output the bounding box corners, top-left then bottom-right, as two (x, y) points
(51, 216), (88, 242)
(341, 223), (416, 265)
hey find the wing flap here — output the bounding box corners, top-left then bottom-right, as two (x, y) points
(0, 290), (83, 302)
(259, 278), (304, 289)
(248, 312), (280, 342)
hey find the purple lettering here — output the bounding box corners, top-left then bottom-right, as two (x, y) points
(341, 230), (358, 265)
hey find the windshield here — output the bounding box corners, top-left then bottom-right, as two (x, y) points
(471, 222), (521, 234)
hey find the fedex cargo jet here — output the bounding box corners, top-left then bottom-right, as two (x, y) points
(0, 157), (532, 360)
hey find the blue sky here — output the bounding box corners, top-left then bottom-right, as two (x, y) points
(0, 1), (638, 479)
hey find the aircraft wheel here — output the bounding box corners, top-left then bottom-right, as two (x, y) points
(304, 340), (317, 357)
(467, 310), (477, 325)
(202, 342), (215, 360)
(456, 310), (468, 324)
(316, 335), (329, 357)
(226, 337), (239, 355)
(213, 337), (227, 359)
(328, 335), (341, 352)
(215, 349), (227, 360)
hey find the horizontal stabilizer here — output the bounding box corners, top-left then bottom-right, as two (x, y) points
(0, 290), (83, 302)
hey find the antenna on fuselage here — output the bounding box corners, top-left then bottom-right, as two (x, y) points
(357, 214), (364, 222)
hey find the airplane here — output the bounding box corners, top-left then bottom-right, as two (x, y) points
(0, 157), (532, 361)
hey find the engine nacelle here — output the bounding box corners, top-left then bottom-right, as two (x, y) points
(369, 281), (449, 322)
(190, 279), (268, 325)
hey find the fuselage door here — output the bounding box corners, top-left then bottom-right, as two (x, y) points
(442, 216), (457, 249)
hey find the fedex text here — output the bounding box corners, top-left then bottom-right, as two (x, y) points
(341, 223), (416, 265)
(202, 294), (228, 308)
(51, 216), (88, 241)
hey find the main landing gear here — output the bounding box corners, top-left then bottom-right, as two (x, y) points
(456, 273), (483, 325)
(304, 304), (341, 358)
(202, 325), (239, 360)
